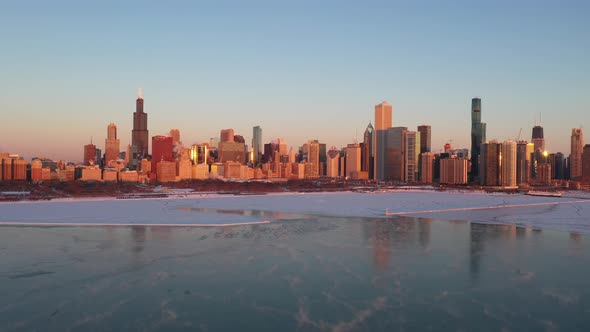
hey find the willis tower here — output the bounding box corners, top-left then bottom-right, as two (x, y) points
(132, 88), (149, 156)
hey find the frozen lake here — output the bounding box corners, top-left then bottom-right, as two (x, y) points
(1, 191), (590, 233)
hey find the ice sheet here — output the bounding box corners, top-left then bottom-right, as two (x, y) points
(0, 191), (589, 233)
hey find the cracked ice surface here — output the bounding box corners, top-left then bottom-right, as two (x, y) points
(1, 191), (589, 233)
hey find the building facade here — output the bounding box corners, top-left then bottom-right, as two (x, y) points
(374, 102), (392, 180)
(570, 128), (584, 180)
(132, 89), (149, 156)
(470, 98), (486, 181)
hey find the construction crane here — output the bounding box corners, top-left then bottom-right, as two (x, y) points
(516, 128), (522, 141)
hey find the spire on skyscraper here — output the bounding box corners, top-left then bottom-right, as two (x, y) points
(138, 87), (143, 99)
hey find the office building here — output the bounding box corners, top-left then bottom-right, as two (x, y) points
(532, 125), (545, 152)
(104, 123), (120, 164)
(374, 101), (393, 180)
(252, 126), (262, 165)
(417, 125), (431, 153)
(362, 123), (374, 179)
(582, 144), (590, 183)
(170, 129), (181, 146)
(132, 89), (149, 156)
(570, 128), (584, 180)
(440, 157), (468, 185)
(151, 136), (174, 178)
(220, 129), (235, 142)
(420, 152), (435, 183)
(480, 141), (501, 186)
(470, 98), (486, 181)
(516, 141), (534, 185)
(501, 140), (517, 187)
(384, 127), (407, 182)
(345, 143), (361, 179)
(327, 147), (340, 178)
(83, 141), (97, 166)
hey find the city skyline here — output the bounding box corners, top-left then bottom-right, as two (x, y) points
(1, 1), (589, 161)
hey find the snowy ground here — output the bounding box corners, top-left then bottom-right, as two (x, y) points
(1, 191), (589, 233)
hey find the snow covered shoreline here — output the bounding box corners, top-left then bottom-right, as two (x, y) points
(1, 190), (589, 233)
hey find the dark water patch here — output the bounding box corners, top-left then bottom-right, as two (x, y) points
(8, 270), (55, 280)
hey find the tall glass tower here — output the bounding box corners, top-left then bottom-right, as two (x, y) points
(252, 126), (262, 165)
(132, 88), (149, 156)
(470, 98), (486, 181)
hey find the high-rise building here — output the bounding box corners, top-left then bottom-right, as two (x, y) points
(471, 98), (486, 181)
(570, 128), (584, 180)
(151, 136), (174, 178)
(554, 152), (566, 180)
(326, 147), (340, 178)
(170, 129), (181, 146)
(345, 143), (361, 179)
(374, 102), (393, 180)
(362, 123), (374, 179)
(440, 157), (468, 185)
(306, 140), (320, 177)
(83, 140), (97, 166)
(417, 125), (431, 154)
(480, 141), (501, 186)
(516, 141), (534, 185)
(132, 89), (149, 156)
(532, 125), (545, 152)
(501, 140), (517, 187)
(582, 144), (590, 183)
(190, 144), (208, 164)
(252, 126), (262, 165)
(405, 131), (419, 182)
(220, 129), (235, 143)
(105, 123), (120, 164)
(420, 152), (435, 183)
(384, 127), (407, 182)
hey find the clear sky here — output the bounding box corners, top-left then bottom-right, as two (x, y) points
(1, 0), (588, 162)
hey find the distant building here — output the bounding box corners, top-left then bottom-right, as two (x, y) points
(362, 123), (374, 179)
(326, 147), (340, 177)
(81, 166), (102, 181)
(105, 123), (120, 164)
(537, 163), (552, 185)
(582, 144), (590, 183)
(471, 98), (486, 181)
(570, 128), (584, 180)
(190, 144), (208, 164)
(440, 157), (468, 185)
(375, 101), (393, 180)
(252, 126), (262, 165)
(501, 140), (517, 187)
(532, 125), (545, 152)
(84, 141), (97, 166)
(132, 89), (149, 156)
(345, 143), (361, 179)
(405, 130), (419, 182)
(156, 161), (177, 182)
(417, 125), (431, 153)
(304, 140), (320, 178)
(170, 129), (181, 146)
(220, 129), (235, 142)
(420, 152), (435, 184)
(480, 141), (501, 186)
(384, 127), (407, 182)
(152, 136), (174, 178)
(516, 141), (534, 185)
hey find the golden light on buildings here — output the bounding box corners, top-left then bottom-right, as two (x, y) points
(543, 150), (549, 158)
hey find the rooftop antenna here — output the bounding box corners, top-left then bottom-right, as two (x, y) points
(539, 112), (542, 126)
(90, 136), (93, 144)
(138, 87), (143, 99)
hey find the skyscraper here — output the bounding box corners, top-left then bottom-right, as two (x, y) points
(374, 102), (393, 180)
(570, 128), (584, 180)
(384, 127), (407, 182)
(417, 125), (431, 154)
(480, 141), (501, 186)
(501, 140), (517, 187)
(105, 123), (120, 164)
(532, 125), (545, 152)
(151, 136), (174, 178)
(252, 126), (262, 165)
(470, 98), (486, 181)
(132, 89), (149, 156)
(362, 123), (374, 179)
(83, 139), (97, 166)
(582, 144), (590, 183)
(516, 141), (534, 185)
(326, 147), (340, 178)
(170, 129), (181, 146)
(345, 143), (361, 179)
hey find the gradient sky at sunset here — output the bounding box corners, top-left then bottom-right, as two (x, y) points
(1, 0), (588, 161)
